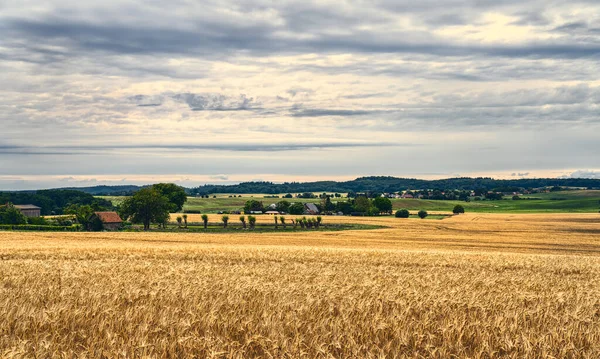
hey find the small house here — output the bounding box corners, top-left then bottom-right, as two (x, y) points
(93, 212), (123, 231)
(265, 211), (280, 215)
(14, 205), (41, 217)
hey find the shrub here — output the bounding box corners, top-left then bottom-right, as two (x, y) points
(51, 217), (73, 226)
(0, 224), (80, 231)
(0, 204), (27, 225)
(288, 203), (305, 215)
(418, 210), (428, 219)
(395, 209), (410, 218)
(452, 205), (465, 214)
(27, 217), (48, 225)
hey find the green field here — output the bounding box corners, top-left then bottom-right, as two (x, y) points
(394, 190), (600, 213)
(99, 190), (600, 214)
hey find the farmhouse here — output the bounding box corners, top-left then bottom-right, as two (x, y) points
(93, 212), (123, 231)
(304, 203), (320, 215)
(14, 205), (41, 217)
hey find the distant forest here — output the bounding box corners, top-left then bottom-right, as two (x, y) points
(44, 176), (600, 196)
(0, 190), (113, 215)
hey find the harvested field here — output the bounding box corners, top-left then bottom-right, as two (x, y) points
(1, 213), (600, 358)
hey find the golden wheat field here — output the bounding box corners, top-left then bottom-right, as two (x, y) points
(1, 214), (600, 358)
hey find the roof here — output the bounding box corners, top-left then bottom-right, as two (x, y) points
(304, 203), (319, 213)
(14, 204), (41, 210)
(265, 211), (280, 214)
(94, 212), (123, 223)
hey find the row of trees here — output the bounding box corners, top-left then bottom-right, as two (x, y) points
(176, 214), (324, 230)
(394, 205), (464, 219)
(243, 196), (394, 216)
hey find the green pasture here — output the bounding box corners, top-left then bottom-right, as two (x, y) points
(99, 190), (600, 214)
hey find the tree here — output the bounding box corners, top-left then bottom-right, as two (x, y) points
(335, 201), (354, 215)
(274, 216), (278, 229)
(64, 204), (95, 230)
(244, 200), (264, 214)
(418, 210), (428, 219)
(288, 202), (305, 215)
(283, 193), (293, 198)
(321, 196), (335, 212)
(152, 183), (187, 212)
(176, 216), (183, 228)
(88, 216), (104, 232)
(248, 216), (256, 229)
(0, 203), (27, 225)
(395, 209), (410, 218)
(372, 197), (393, 214)
(453, 205), (465, 214)
(485, 192), (504, 201)
(240, 215), (247, 229)
(354, 196), (371, 213)
(280, 216), (286, 229)
(222, 215), (229, 228)
(201, 214), (209, 229)
(275, 200), (291, 213)
(120, 188), (171, 230)
(182, 214), (188, 228)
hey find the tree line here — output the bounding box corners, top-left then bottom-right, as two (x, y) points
(0, 189), (113, 215)
(62, 177), (600, 197)
(186, 177), (600, 195)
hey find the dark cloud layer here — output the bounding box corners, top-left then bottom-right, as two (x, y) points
(0, 142), (404, 155)
(4, 17), (600, 61)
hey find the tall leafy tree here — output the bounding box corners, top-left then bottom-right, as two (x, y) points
(321, 196), (336, 212)
(64, 204), (95, 230)
(152, 183), (187, 212)
(275, 200), (291, 213)
(120, 188), (171, 230)
(0, 203), (27, 225)
(353, 196), (372, 213)
(372, 197), (393, 214)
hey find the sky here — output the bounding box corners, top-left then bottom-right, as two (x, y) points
(1, 0), (599, 190)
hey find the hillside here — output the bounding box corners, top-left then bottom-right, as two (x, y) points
(57, 176), (600, 195)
